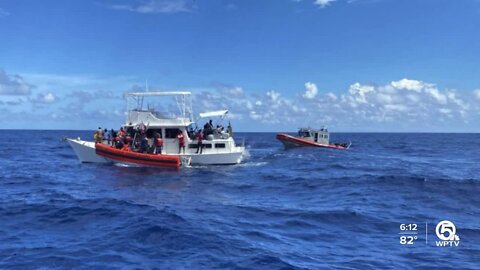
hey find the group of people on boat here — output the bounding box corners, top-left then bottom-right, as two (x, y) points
(93, 120), (234, 156)
(200, 120), (233, 140)
(94, 125), (163, 155)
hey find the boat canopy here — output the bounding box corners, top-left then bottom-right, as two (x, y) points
(125, 91), (194, 126)
(199, 110), (228, 118)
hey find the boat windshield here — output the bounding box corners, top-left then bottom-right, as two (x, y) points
(298, 130), (311, 137)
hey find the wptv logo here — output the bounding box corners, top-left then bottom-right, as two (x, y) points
(435, 220), (460, 247)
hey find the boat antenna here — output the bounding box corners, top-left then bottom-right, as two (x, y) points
(145, 80), (149, 92)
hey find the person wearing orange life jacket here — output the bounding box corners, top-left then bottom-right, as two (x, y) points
(117, 127), (125, 138)
(153, 132), (163, 155)
(177, 131), (185, 154)
(124, 135), (132, 145)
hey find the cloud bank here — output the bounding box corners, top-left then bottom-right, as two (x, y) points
(0, 69), (34, 95)
(191, 78), (479, 132)
(314, 0), (337, 8)
(1, 67), (479, 131)
(109, 0), (192, 14)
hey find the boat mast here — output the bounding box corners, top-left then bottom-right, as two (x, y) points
(175, 93), (191, 126)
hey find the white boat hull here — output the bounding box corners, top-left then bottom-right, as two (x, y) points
(185, 151), (244, 165)
(67, 138), (245, 165)
(67, 138), (109, 163)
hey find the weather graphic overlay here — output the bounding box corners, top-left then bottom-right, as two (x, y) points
(398, 221), (462, 247)
(435, 220), (460, 247)
(399, 223), (419, 245)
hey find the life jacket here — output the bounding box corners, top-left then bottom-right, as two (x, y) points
(155, 138), (163, 146)
(197, 132), (203, 142)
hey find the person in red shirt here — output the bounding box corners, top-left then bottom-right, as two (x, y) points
(117, 127), (125, 138)
(177, 131), (185, 154)
(196, 129), (203, 154)
(154, 133), (163, 154)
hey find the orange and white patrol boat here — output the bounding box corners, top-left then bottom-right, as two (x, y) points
(276, 127), (351, 150)
(95, 143), (181, 169)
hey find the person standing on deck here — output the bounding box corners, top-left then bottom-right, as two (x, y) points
(154, 132), (163, 154)
(177, 131), (185, 154)
(196, 129), (203, 154)
(227, 122), (233, 138)
(94, 127), (103, 143)
(118, 127), (125, 138)
(208, 120), (214, 135)
(104, 128), (110, 145)
(110, 129), (116, 146)
(139, 135), (149, 153)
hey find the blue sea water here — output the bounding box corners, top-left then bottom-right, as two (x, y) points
(0, 130), (479, 269)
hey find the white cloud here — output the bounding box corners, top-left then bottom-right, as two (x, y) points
(109, 0), (191, 14)
(376, 93), (394, 104)
(424, 87), (447, 104)
(314, 0), (337, 8)
(249, 111), (261, 120)
(43, 93), (56, 103)
(348, 82), (375, 103)
(266, 90), (281, 103)
(326, 92), (337, 101)
(473, 89), (480, 100)
(391, 78), (425, 92)
(32, 92), (57, 104)
(192, 77), (479, 131)
(216, 85), (244, 98)
(303, 82), (318, 99)
(406, 94), (420, 103)
(439, 108), (451, 114)
(245, 101), (253, 110)
(3, 71), (478, 131)
(446, 90), (468, 110)
(383, 104), (408, 112)
(23, 72), (137, 90)
(0, 69), (34, 95)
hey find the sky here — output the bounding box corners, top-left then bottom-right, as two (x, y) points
(1, 0), (480, 132)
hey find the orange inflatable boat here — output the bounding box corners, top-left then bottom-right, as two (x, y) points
(95, 143), (181, 169)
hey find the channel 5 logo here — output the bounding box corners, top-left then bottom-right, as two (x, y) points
(435, 220), (460, 247)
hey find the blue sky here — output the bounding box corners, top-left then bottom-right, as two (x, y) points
(1, 0), (480, 131)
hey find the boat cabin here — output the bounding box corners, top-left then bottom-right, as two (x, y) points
(297, 127), (329, 145)
(122, 92), (243, 157)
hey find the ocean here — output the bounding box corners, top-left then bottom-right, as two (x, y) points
(0, 130), (479, 269)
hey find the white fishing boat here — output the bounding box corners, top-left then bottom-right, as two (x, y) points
(67, 91), (246, 165)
